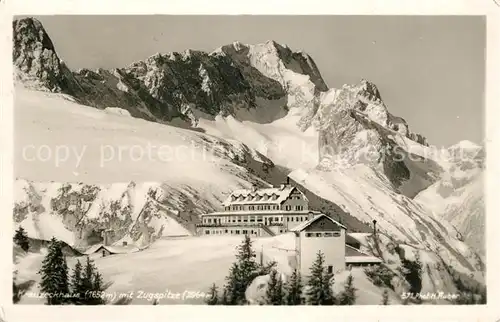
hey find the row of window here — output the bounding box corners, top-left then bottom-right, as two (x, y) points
(205, 229), (259, 235)
(284, 205), (304, 211)
(249, 205), (279, 211)
(203, 215), (311, 224)
(225, 204), (305, 211)
(204, 230), (341, 238)
(305, 231), (341, 238)
(204, 228), (286, 235)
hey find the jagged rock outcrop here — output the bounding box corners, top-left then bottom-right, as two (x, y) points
(13, 18), (328, 127)
(13, 18), (79, 94)
(14, 180), (179, 249)
(297, 79), (430, 192)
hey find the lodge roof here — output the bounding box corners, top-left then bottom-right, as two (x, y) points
(290, 213), (347, 232)
(222, 185), (307, 206)
(345, 245), (383, 264)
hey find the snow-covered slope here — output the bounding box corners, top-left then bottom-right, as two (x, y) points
(14, 87), (281, 247)
(415, 141), (485, 255)
(285, 81), (485, 284)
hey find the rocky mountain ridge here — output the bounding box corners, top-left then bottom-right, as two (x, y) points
(14, 17), (428, 145)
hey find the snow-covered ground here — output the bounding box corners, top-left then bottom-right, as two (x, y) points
(16, 234), (406, 305)
(16, 235), (292, 304)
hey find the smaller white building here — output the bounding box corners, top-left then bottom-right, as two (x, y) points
(83, 241), (140, 259)
(291, 214), (347, 277)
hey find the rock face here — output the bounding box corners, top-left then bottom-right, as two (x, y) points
(13, 18), (326, 127)
(13, 18), (78, 94)
(296, 80), (430, 192)
(13, 180), (192, 249)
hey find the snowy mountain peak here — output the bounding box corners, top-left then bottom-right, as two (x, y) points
(341, 78), (383, 105)
(231, 41), (246, 51)
(449, 140), (482, 151)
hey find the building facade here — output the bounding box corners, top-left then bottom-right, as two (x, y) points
(291, 214), (347, 276)
(196, 183), (317, 236)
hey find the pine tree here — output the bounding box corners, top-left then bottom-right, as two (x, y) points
(215, 235), (275, 305)
(338, 274), (357, 305)
(13, 281), (20, 304)
(92, 271), (106, 305)
(38, 237), (70, 305)
(478, 289), (487, 304)
(400, 251), (423, 295)
(223, 262), (243, 305)
(455, 292), (475, 305)
(14, 226), (30, 252)
(79, 257), (106, 305)
(69, 260), (83, 304)
(381, 289), (390, 305)
(285, 269), (303, 305)
(13, 270), (21, 304)
(223, 235), (262, 305)
(235, 235), (259, 288)
(220, 288), (229, 305)
(321, 265), (335, 304)
(80, 257), (95, 304)
(206, 283), (219, 305)
(265, 269), (284, 305)
(306, 251), (335, 305)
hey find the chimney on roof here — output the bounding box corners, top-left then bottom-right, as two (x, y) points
(251, 184), (257, 193)
(122, 241), (128, 247)
(372, 219), (377, 236)
(307, 211), (314, 220)
(101, 230), (109, 246)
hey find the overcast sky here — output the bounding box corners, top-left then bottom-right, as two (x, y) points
(24, 15), (485, 147)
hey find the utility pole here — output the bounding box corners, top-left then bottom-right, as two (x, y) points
(260, 245), (264, 266)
